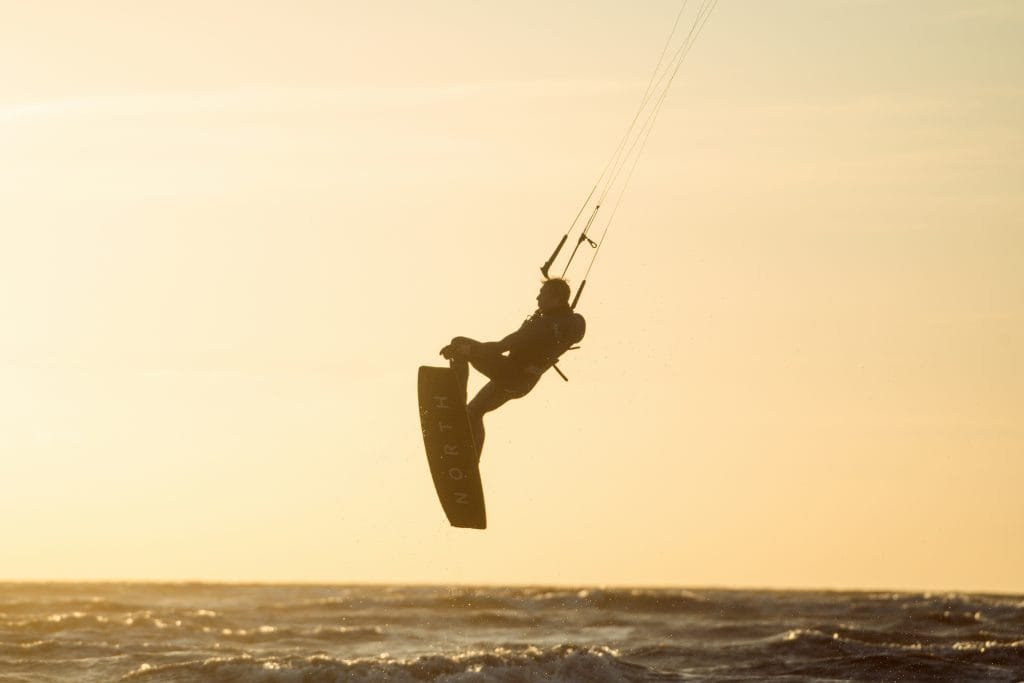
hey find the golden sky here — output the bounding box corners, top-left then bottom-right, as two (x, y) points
(2, 1), (1022, 592)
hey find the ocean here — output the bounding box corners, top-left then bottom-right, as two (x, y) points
(1, 583), (1022, 681)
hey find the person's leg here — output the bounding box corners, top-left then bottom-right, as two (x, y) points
(468, 348), (511, 380)
(443, 336), (516, 402)
(441, 335), (525, 459)
(466, 382), (523, 461)
(442, 337), (480, 404)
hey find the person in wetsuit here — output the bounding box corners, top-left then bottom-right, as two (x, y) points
(440, 277), (586, 460)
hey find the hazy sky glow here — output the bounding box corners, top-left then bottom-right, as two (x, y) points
(2, 1), (1022, 592)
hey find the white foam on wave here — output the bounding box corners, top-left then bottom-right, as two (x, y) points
(951, 639), (1024, 653)
(120, 644), (660, 682)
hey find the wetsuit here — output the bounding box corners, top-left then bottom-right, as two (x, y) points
(446, 305), (586, 459)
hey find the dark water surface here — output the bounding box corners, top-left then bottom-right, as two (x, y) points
(1, 583), (1022, 681)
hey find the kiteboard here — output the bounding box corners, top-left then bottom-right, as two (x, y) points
(417, 365), (486, 529)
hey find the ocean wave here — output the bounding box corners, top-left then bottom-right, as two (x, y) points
(774, 626), (943, 655)
(524, 588), (709, 615)
(0, 640), (132, 666)
(948, 638), (1024, 668)
(212, 625), (386, 645)
(2, 611), (120, 635)
(262, 590), (514, 615)
(260, 587), (711, 617)
(822, 624), (938, 648)
(625, 643), (695, 660)
(2, 616), (389, 651)
(952, 638), (1024, 652)
(4, 584), (1021, 682)
(0, 598), (147, 617)
(898, 592), (1024, 624)
(1, 609), (213, 636)
(120, 645), (677, 682)
(785, 651), (972, 681)
(912, 608), (985, 627)
(697, 628), (1004, 681)
(737, 626), (1024, 679)
(459, 611), (545, 628)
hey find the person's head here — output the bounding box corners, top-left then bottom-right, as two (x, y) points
(537, 278), (571, 311)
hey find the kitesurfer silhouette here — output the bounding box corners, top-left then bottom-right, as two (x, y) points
(440, 278), (586, 460)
